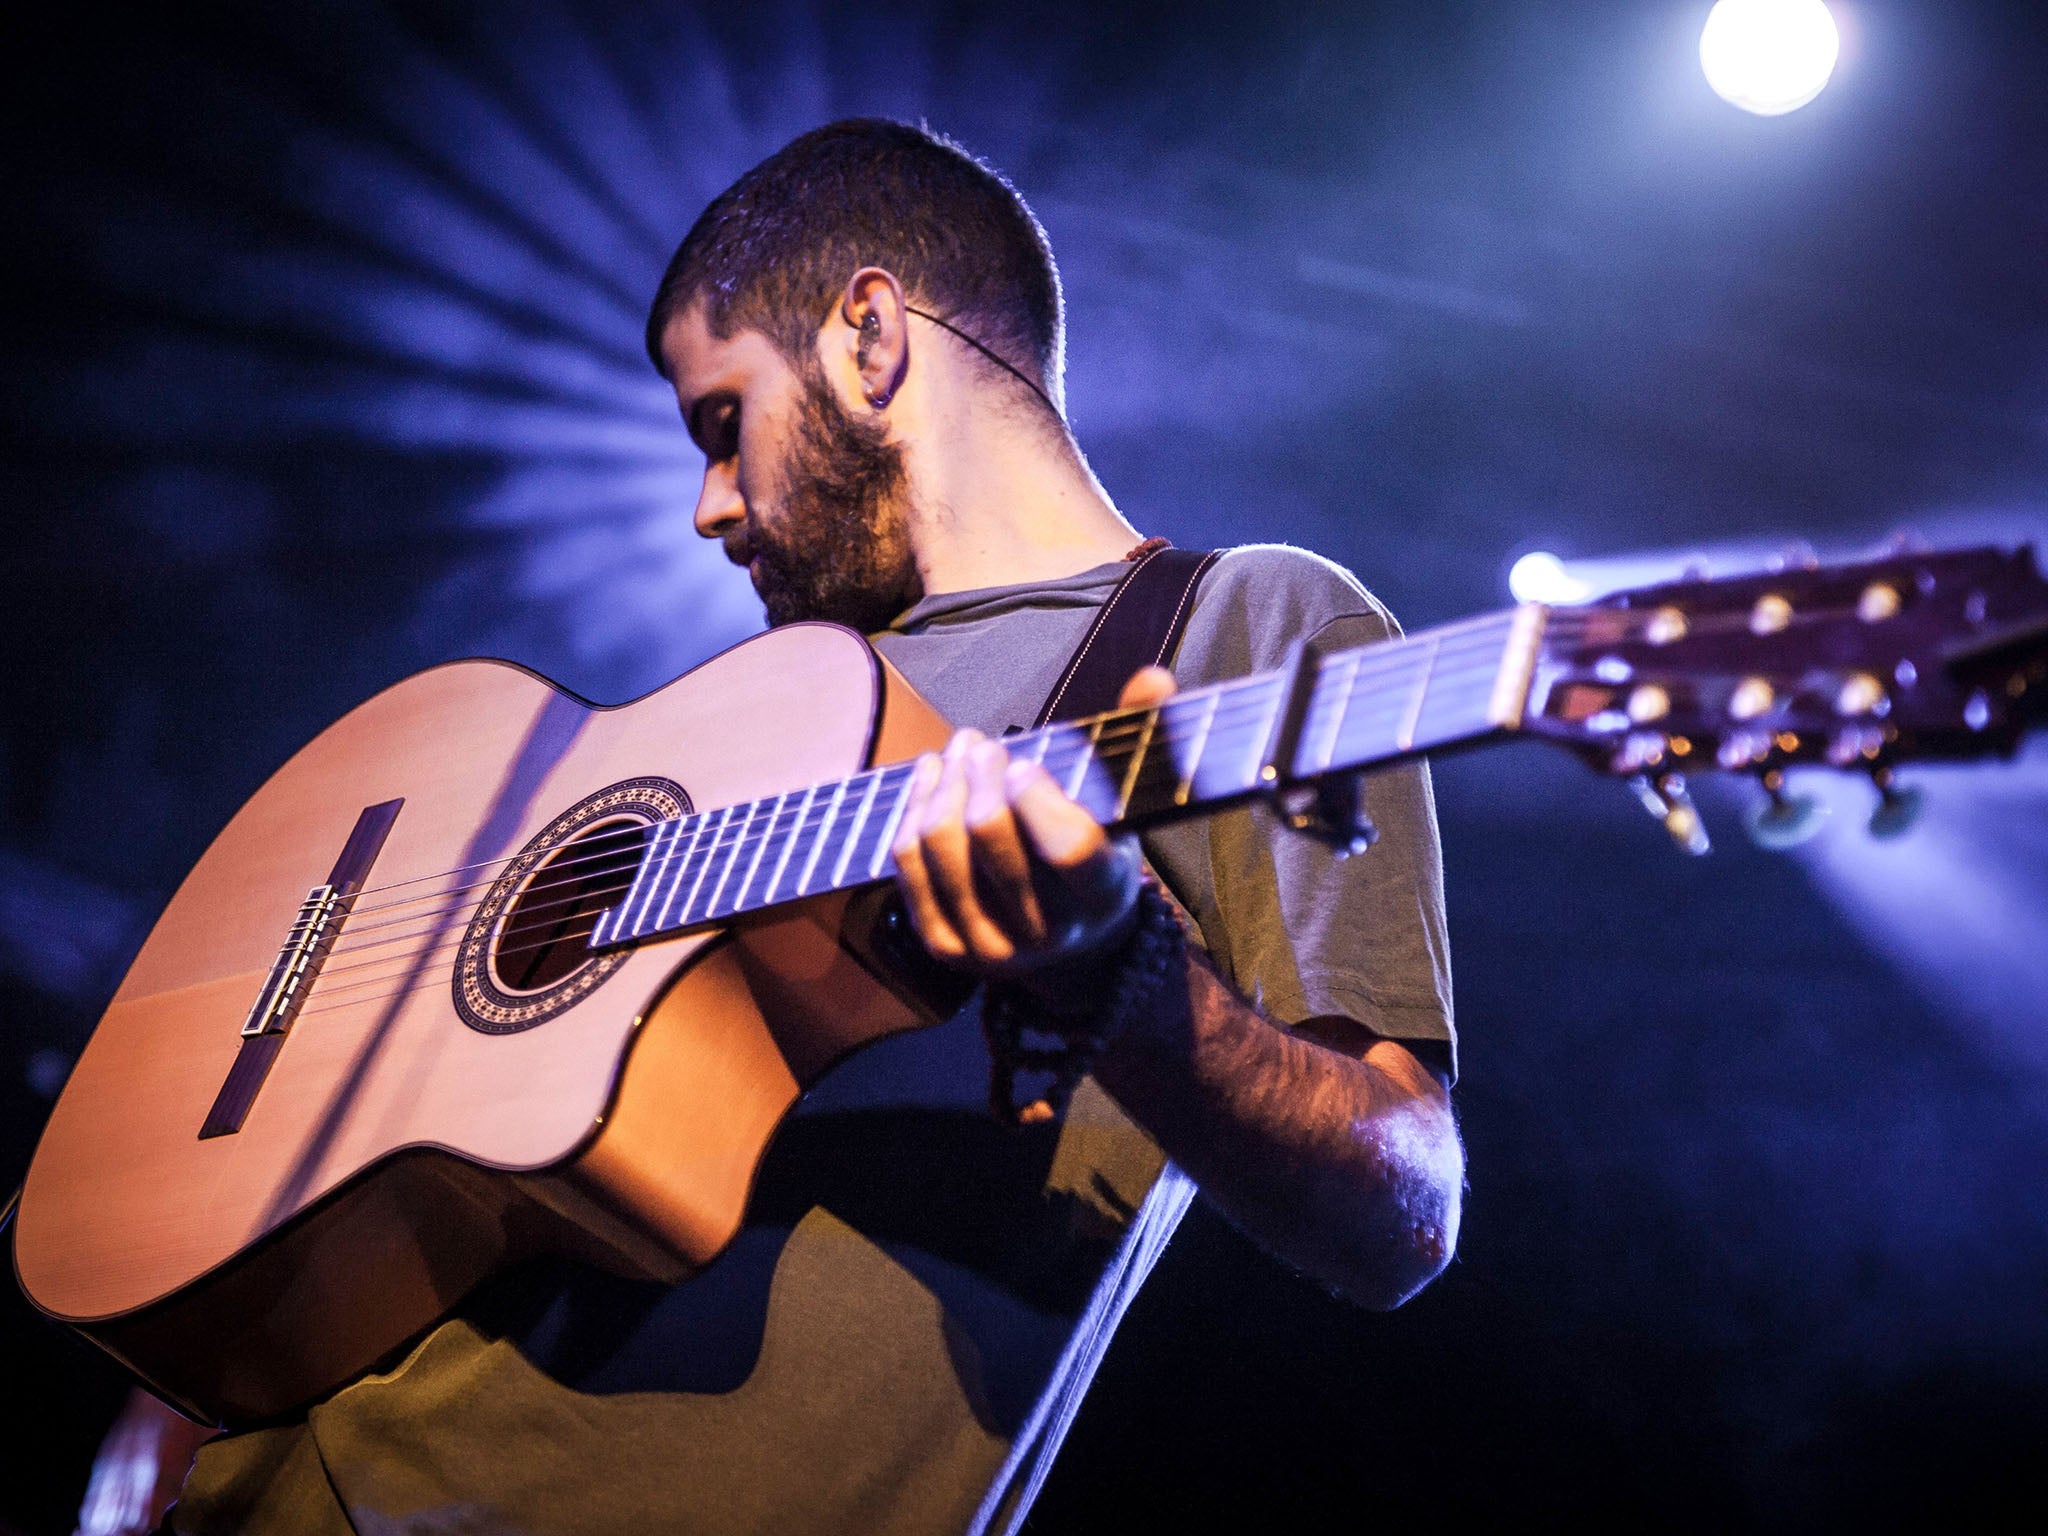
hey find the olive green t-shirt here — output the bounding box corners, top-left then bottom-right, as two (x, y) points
(173, 543), (1453, 1536)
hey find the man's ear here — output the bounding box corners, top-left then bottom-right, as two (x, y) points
(836, 267), (910, 411)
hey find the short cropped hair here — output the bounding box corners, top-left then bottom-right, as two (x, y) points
(645, 119), (1063, 404)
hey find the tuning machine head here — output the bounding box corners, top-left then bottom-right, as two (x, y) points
(1630, 771), (1710, 856)
(1867, 765), (1924, 840)
(1745, 768), (1827, 850)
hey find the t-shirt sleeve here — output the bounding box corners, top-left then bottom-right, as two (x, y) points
(1138, 544), (1457, 1082)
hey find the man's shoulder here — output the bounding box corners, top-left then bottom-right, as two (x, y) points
(1181, 543), (1401, 676)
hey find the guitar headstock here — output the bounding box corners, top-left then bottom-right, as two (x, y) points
(1523, 544), (2048, 848)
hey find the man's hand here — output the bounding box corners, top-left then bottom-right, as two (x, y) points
(890, 667), (1178, 981)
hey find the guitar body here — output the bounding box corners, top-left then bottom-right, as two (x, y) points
(12, 623), (954, 1424)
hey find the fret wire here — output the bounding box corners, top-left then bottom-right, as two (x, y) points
(866, 766), (916, 880)
(589, 848), (628, 944)
(1316, 652), (1365, 773)
(1043, 720), (1083, 794)
(1241, 677), (1286, 788)
(677, 805), (733, 926)
(1332, 674), (1503, 758)
(1333, 669), (1502, 736)
(632, 817), (681, 937)
(1174, 692), (1221, 805)
(1286, 647), (1500, 770)
(762, 784), (815, 905)
(778, 786), (851, 897)
(642, 815), (698, 937)
(689, 804), (744, 924)
(1114, 707), (1159, 819)
(1393, 634), (1442, 753)
(1065, 717), (1106, 801)
(841, 769), (892, 883)
(699, 804), (755, 914)
(627, 819), (678, 938)
(733, 791), (783, 911)
(631, 823), (676, 937)
(1323, 621), (1507, 727)
(831, 771), (884, 890)
(613, 818), (672, 941)
(792, 780), (845, 898)
(756, 788), (812, 905)
(702, 801), (757, 919)
(649, 817), (694, 936)
(1417, 643), (1515, 745)
(1118, 722), (1195, 817)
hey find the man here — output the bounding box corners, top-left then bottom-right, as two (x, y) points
(109, 117), (1459, 1536)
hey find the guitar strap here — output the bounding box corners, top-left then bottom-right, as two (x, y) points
(860, 543), (1219, 1027)
(965, 541), (1218, 1125)
(1032, 544), (1220, 726)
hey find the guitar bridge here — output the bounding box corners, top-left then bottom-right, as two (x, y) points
(239, 884), (345, 1039)
(199, 798), (402, 1139)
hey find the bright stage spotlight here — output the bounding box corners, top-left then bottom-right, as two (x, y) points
(1507, 551), (1591, 605)
(1699, 0), (1840, 116)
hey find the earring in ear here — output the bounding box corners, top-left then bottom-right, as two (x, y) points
(859, 313), (890, 406)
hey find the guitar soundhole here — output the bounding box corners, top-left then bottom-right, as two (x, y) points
(452, 776), (689, 1036)
(492, 820), (649, 993)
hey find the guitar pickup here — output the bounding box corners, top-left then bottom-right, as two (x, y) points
(240, 883), (346, 1039)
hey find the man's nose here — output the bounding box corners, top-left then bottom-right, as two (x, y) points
(693, 461), (745, 540)
(692, 460), (749, 544)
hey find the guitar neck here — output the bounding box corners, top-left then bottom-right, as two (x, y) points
(591, 605), (1547, 948)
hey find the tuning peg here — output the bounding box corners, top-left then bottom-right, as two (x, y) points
(1867, 766), (1923, 840)
(1630, 772), (1711, 856)
(1745, 769), (1827, 850)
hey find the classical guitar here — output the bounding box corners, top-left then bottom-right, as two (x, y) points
(13, 545), (2047, 1425)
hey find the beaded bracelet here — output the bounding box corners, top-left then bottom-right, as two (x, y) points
(980, 880), (1187, 1126)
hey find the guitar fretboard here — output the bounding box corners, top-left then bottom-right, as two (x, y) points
(589, 605), (1544, 948)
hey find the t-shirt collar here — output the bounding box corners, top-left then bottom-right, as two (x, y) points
(884, 558), (1132, 635)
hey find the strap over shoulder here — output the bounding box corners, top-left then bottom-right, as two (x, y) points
(1034, 545), (1219, 727)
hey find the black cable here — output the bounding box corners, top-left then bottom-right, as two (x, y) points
(903, 304), (1065, 424)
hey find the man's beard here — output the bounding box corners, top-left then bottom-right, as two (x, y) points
(725, 367), (922, 633)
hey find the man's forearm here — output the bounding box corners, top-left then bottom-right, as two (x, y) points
(1090, 942), (1463, 1309)
(885, 718), (1461, 1305)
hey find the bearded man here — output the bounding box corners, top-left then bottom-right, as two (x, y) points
(108, 117), (1462, 1536)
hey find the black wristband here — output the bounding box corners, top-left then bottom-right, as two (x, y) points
(980, 881), (1187, 1126)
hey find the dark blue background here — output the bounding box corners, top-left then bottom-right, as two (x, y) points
(4, 2), (2046, 1530)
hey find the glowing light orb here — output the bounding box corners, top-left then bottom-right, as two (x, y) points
(1508, 551), (1590, 605)
(1699, 0), (1840, 116)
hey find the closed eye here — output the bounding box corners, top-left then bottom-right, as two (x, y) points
(688, 393), (740, 462)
